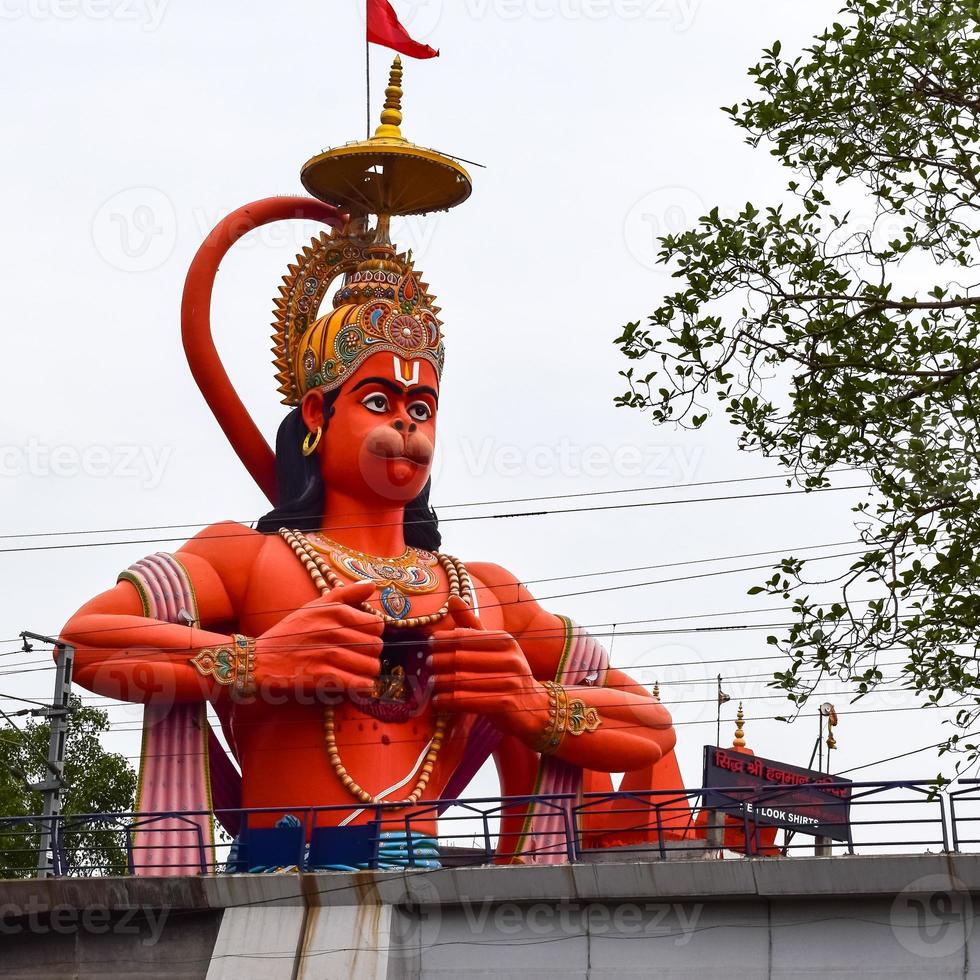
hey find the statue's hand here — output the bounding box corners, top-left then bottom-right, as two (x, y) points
(254, 581), (383, 697)
(428, 596), (542, 715)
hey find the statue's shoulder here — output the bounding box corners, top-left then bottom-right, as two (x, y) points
(460, 560), (552, 627)
(173, 522), (270, 614)
(461, 560), (565, 660)
(178, 520), (266, 570)
(460, 560), (522, 595)
(183, 519), (261, 545)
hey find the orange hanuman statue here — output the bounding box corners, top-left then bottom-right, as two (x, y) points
(60, 61), (679, 871)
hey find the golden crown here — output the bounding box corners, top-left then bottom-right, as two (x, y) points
(271, 228), (443, 404)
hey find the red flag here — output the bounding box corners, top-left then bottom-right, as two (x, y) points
(366, 0), (439, 59)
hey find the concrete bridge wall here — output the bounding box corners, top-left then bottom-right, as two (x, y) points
(0, 854), (977, 978)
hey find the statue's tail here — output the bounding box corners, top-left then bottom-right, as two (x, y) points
(180, 197), (344, 504)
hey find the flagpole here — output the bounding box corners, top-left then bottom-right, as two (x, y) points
(365, 25), (371, 138)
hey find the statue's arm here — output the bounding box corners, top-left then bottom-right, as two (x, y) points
(439, 563), (675, 772)
(62, 523), (384, 704)
(61, 523), (262, 704)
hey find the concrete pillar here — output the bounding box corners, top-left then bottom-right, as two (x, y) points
(206, 906), (306, 980)
(705, 809), (725, 850)
(298, 904), (391, 979)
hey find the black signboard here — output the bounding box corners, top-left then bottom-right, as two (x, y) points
(702, 746), (852, 842)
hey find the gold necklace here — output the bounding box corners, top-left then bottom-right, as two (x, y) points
(307, 531), (441, 593)
(305, 531), (440, 620)
(279, 526), (466, 805)
(280, 527), (473, 629)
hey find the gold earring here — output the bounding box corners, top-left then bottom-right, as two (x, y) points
(302, 426), (322, 456)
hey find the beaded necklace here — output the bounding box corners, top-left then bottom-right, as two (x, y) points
(279, 527), (467, 806)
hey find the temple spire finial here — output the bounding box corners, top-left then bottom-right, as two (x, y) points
(300, 53), (471, 218)
(733, 702), (746, 749)
(375, 56), (404, 140)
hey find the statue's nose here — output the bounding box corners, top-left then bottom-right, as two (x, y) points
(392, 419), (417, 434)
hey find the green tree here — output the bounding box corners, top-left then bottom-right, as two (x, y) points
(0, 696), (136, 877)
(616, 0), (980, 771)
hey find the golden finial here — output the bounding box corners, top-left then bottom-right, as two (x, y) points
(375, 57), (404, 140)
(300, 54), (471, 216)
(652, 680), (660, 700)
(733, 702), (746, 749)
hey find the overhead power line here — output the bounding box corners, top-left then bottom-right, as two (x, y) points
(68, 700), (965, 762)
(73, 681), (931, 737)
(0, 484), (871, 555)
(0, 531), (883, 652)
(2, 543), (899, 655)
(0, 583), (933, 668)
(0, 691), (51, 708)
(0, 647), (939, 707)
(0, 533), (867, 635)
(0, 469), (859, 542)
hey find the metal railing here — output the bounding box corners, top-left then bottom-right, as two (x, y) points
(0, 779), (964, 879)
(947, 779), (980, 852)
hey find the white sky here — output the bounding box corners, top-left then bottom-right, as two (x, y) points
(0, 0), (952, 816)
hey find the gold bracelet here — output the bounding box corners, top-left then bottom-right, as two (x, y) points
(535, 681), (570, 755)
(535, 682), (602, 755)
(191, 634), (256, 696)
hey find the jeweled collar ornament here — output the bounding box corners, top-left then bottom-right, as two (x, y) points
(305, 532), (440, 621)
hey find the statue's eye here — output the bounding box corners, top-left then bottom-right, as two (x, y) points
(361, 392), (389, 414)
(408, 401), (432, 422)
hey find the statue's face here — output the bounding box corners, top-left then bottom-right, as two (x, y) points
(302, 351), (439, 504)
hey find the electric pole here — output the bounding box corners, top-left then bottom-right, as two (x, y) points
(20, 632), (74, 878)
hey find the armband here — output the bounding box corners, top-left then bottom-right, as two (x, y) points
(191, 634), (256, 696)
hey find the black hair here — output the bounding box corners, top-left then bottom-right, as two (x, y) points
(256, 390), (442, 550)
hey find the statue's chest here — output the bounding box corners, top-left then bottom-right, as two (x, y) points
(238, 535), (458, 635)
(236, 540), (322, 637)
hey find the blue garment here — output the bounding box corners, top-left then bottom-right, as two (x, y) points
(224, 819), (440, 873)
(310, 831), (441, 871)
(225, 813), (304, 874)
